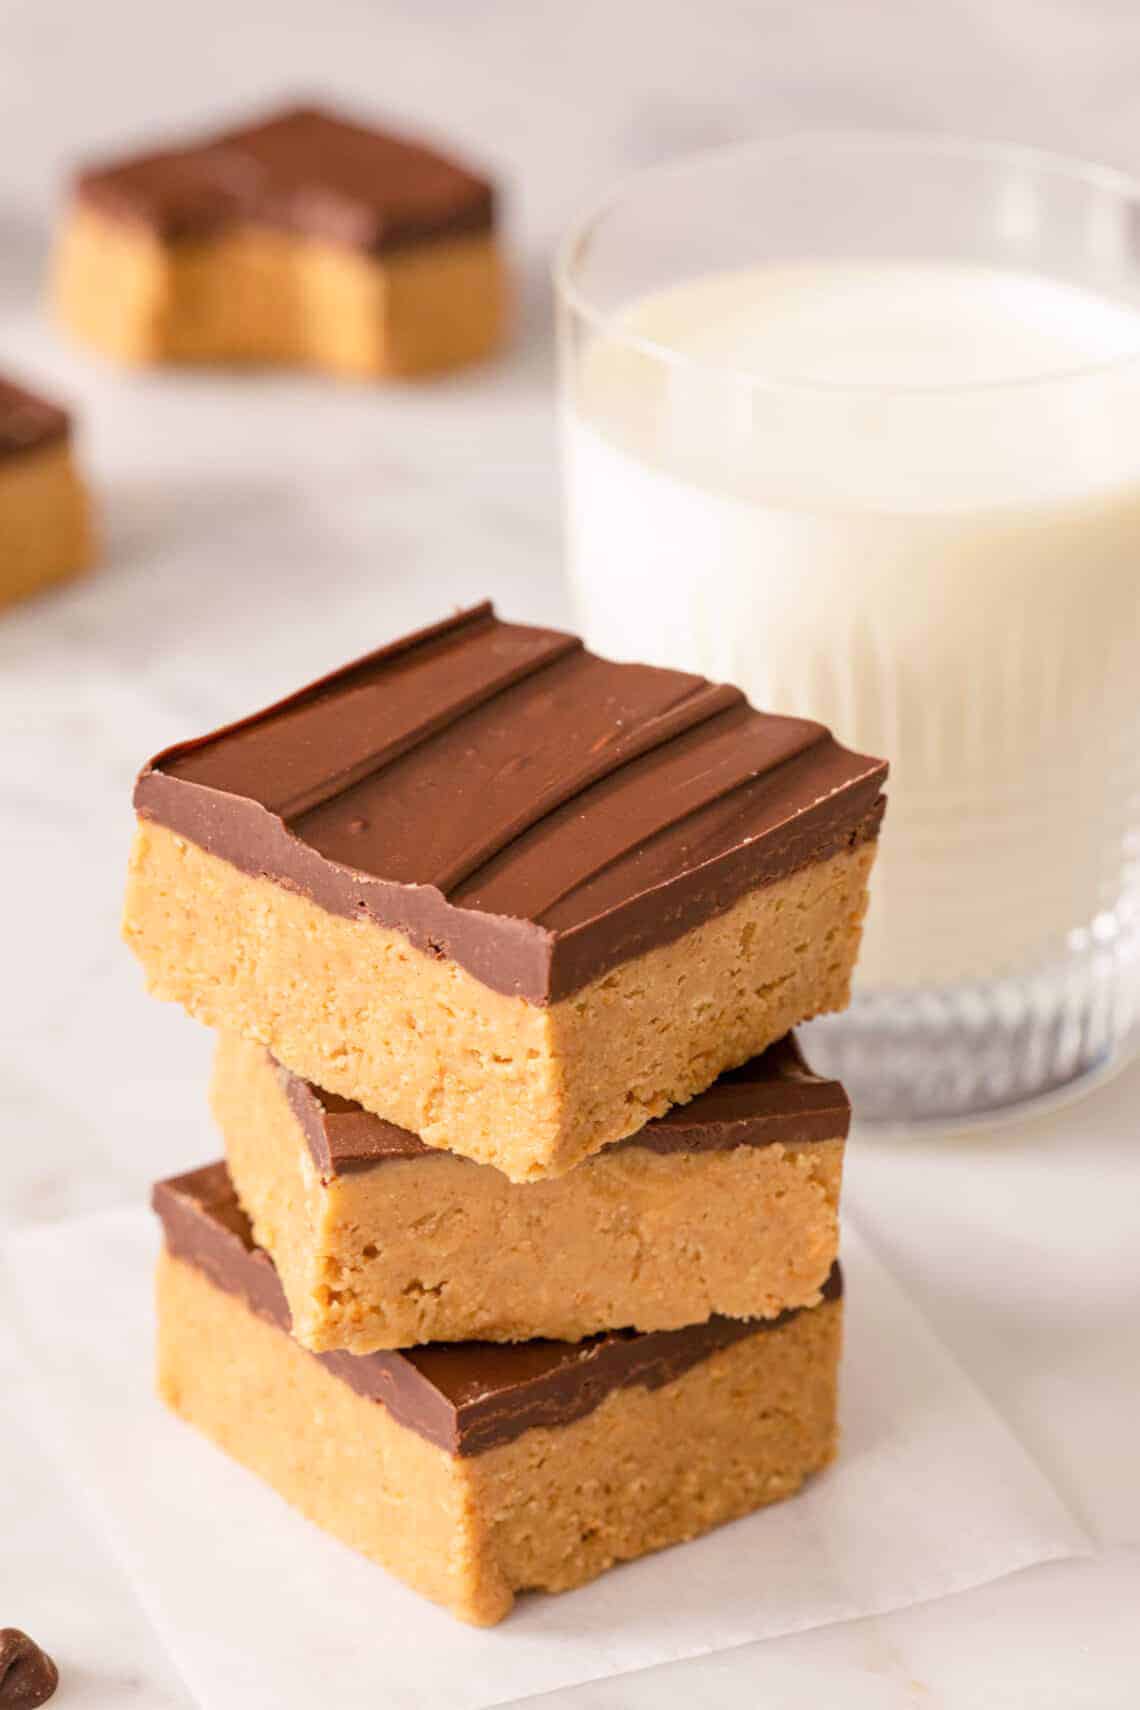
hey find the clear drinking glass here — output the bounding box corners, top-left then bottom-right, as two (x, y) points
(555, 134), (1140, 1125)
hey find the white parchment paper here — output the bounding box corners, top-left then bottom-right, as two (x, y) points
(3, 1208), (1086, 1710)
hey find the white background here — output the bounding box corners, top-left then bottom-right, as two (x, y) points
(1, 1), (1138, 1704)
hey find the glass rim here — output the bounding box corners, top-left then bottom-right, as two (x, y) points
(553, 129), (1140, 399)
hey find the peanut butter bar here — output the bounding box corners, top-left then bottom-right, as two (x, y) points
(0, 375), (92, 610)
(154, 1163), (842, 1626)
(216, 1030), (847, 1351)
(124, 603), (886, 1179)
(53, 105), (505, 377)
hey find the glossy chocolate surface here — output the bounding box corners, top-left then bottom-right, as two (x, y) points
(280, 1032), (850, 1179)
(135, 603), (887, 1003)
(74, 104), (494, 255)
(154, 1163), (841, 1456)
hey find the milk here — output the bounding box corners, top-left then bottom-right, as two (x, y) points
(562, 263), (1140, 992)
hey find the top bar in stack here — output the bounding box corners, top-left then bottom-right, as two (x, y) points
(124, 603), (886, 1180)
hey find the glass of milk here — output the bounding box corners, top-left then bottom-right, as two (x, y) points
(556, 135), (1140, 1125)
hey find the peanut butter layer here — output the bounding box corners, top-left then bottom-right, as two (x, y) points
(155, 1168), (841, 1624)
(216, 1031), (846, 1350)
(126, 821), (874, 1179)
(156, 1162), (843, 1451)
(284, 1029), (850, 1173)
(53, 213), (504, 377)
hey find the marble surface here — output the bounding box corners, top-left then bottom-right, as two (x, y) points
(2, 0), (1139, 1703)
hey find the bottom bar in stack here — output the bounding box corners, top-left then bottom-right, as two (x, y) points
(154, 1164), (843, 1626)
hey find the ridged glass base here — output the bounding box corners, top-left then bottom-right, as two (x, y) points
(805, 915), (1140, 1128)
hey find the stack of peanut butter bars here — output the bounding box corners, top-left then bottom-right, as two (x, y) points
(125, 603), (887, 1625)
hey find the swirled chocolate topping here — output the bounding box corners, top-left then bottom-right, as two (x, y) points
(135, 603), (887, 1004)
(74, 104), (494, 256)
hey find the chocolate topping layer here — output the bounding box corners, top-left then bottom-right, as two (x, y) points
(154, 1163), (842, 1456)
(0, 377), (69, 463)
(281, 1032), (850, 1179)
(135, 603), (888, 1004)
(74, 104), (494, 256)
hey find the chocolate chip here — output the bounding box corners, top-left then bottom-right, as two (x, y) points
(0, 1631), (59, 1707)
